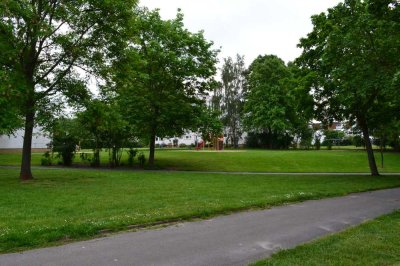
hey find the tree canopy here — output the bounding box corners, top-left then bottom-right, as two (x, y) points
(0, 0), (138, 179)
(243, 55), (312, 149)
(297, 0), (400, 175)
(219, 55), (247, 148)
(116, 8), (219, 165)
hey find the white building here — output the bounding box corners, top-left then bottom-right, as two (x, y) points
(155, 131), (200, 147)
(0, 128), (51, 149)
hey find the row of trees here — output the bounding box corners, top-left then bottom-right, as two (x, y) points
(213, 54), (312, 150)
(0, 2), (220, 180)
(212, 0), (400, 176)
(1, 0), (399, 177)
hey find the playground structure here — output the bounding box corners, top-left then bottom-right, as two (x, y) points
(196, 135), (224, 150)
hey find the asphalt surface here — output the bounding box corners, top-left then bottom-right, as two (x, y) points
(1, 188), (400, 266)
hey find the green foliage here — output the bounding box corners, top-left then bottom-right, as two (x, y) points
(352, 135), (365, 147)
(40, 151), (52, 166)
(51, 118), (80, 166)
(322, 130), (346, 147)
(220, 55), (247, 147)
(298, 0), (400, 125)
(116, 7), (218, 164)
(197, 106), (223, 144)
(0, 0), (138, 177)
(299, 127), (314, 149)
(243, 55), (311, 149)
(79, 152), (94, 165)
(127, 148), (138, 166)
(297, 0), (400, 174)
(0, 84), (23, 135)
(77, 99), (134, 167)
(245, 132), (293, 149)
(137, 152), (146, 167)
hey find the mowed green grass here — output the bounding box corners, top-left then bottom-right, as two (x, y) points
(153, 149), (400, 173)
(0, 168), (400, 253)
(1, 149), (400, 173)
(252, 211), (400, 266)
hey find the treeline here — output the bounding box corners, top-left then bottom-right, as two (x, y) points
(0, 3), (222, 178)
(1, 0), (399, 178)
(211, 0), (400, 176)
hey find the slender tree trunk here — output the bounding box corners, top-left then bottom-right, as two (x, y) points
(148, 130), (156, 166)
(20, 106), (35, 180)
(358, 118), (379, 176)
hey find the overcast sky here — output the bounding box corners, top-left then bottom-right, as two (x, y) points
(139, 0), (342, 67)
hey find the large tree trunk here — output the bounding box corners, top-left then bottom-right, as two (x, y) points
(358, 118), (379, 176)
(148, 130), (156, 167)
(20, 106), (35, 180)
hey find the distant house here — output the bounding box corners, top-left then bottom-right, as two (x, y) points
(155, 131), (200, 147)
(0, 128), (51, 149)
(311, 121), (345, 131)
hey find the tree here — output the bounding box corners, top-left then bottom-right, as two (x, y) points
(243, 55), (311, 149)
(116, 8), (218, 166)
(220, 55), (247, 148)
(197, 105), (223, 147)
(77, 99), (134, 167)
(0, 0), (137, 180)
(297, 0), (400, 176)
(51, 117), (80, 166)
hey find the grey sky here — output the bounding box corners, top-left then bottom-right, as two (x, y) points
(139, 0), (342, 66)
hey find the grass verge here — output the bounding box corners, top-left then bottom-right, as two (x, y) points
(0, 168), (399, 253)
(251, 211), (400, 266)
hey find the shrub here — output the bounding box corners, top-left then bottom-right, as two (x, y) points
(40, 151), (52, 166)
(80, 152), (93, 165)
(138, 152), (146, 167)
(352, 135), (364, 147)
(53, 136), (76, 166)
(314, 138), (321, 150)
(127, 148), (138, 166)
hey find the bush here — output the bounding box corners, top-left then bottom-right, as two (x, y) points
(79, 152), (93, 165)
(40, 151), (52, 166)
(179, 143), (187, 148)
(138, 152), (146, 167)
(127, 148), (138, 166)
(53, 136), (76, 166)
(314, 137), (321, 150)
(245, 132), (293, 149)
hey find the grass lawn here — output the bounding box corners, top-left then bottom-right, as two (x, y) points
(153, 149), (400, 172)
(0, 168), (400, 253)
(252, 211), (400, 266)
(1, 149), (400, 173)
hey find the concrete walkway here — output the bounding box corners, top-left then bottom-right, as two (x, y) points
(1, 188), (400, 266)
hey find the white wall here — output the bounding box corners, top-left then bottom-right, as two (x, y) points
(155, 131), (200, 146)
(0, 128), (51, 149)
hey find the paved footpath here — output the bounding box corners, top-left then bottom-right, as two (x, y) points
(1, 188), (400, 266)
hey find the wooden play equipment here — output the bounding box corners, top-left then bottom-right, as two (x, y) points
(212, 135), (224, 150)
(195, 141), (205, 150)
(195, 134), (224, 151)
